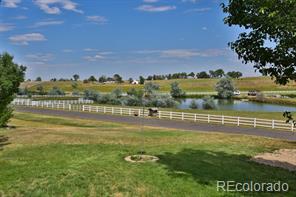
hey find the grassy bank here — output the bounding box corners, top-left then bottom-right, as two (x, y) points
(21, 76), (296, 93)
(249, 97), (296, 106)
(0, 112), (295, 196)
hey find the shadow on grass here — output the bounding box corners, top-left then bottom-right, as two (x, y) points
(0, 135), (10, 151)
(157, 149), (296, 196)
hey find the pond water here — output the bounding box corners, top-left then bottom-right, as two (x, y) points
(178, 98), (296, 112)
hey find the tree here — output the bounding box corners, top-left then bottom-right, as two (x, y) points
(202, 96), (216, 110)
(113, 74), (123, 83)
(188, 72), (195, 78)
(144, 82), (159, 98)
(36, 85), (45, 95)
(227, 71), (243, 79)
(139, 76), (145, 84)
(196, 71), (210, 79)
(48, 87), (65, 95)
(128, 78), (133, 84)
(170, 82), (185, 98)
(0, 53), (26, 127)
(88, 75), (97, 82)
(189, 100), (198, 109)
(36, 76), (42, 81)
(98, 75), (107, 83)
(215, 69), (225, 78)
(222, 0), (296, 85)
(73, 74), (80, 81)
(215, 78), (235, 99)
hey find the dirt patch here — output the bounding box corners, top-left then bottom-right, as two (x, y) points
(125, 155), (159, 163)
(252, 149), (296, 171)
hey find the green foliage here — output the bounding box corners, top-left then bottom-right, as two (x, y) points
(139, 76), (145, 84)
(36, 77), (42, 81)
(71, 82), (78, 89)
(215, 78), (235, 99)
(227, 71), (243, 79)
(144, 82), (160, 97)
(88, 76), (97, 82)
(113, 74), (123, 83)
(170, 82), (186, 98)
(84, 90), (101, 101)
(98, 75), (107, 83)
(127, 88), (144, 99)
(189, 100), (199, 109)
(222, 0), (296, 85)
(196, 71), (210, 79)
(0, 53), (26, 127)
(202, 96), (216, 110)
(73, 74), (79, 81)
(48, 87), (65, 96)
(111, 88), (123, 98)
(209, 69), (225, 78)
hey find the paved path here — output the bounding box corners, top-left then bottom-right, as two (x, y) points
(16, 106), (296, 141)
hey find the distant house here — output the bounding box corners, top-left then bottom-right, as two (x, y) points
(131, 80), (139, 85)
(103, 81), (115, 84)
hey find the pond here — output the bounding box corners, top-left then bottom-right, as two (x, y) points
(178, 98), (296, 112)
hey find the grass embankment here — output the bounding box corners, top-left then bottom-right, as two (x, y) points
(248, 97), (296, 106)
(1, 113), (295, 196)
(21, 76), (296, 93)
(32, 96), (80, 101)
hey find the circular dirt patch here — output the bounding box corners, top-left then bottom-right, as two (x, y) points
(125, 155), (159, 163)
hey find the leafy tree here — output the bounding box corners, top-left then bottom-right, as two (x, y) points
(127, 88), (144, 99)
(98, 75), (107, 83)
(113, 74), (123, 83)
(202, 96), (216, 110)
(144, 82), (159, 98)
(170, 82), (186, 98)
(196, 71), (210, 79)
(36, 76), (42, 81)
(209, 69), (225, 78)
(139, 76), (145, 84)
(0, 53), (26, 127)
(227, 71), (243, 79)
(88, 76), (97, 82)
(222, 0), (296, 85)
(189, 100), (198, 109)
(188, 72), (195, 78)
(84, 90), (101, 102)
(36, 85), (45, 95)
(215, 78), (235, 99)
(128, 78), (133, 84)
(111, 88), (123, 98)
(50, 78), (57, 82)
(73, 74), (80, 81)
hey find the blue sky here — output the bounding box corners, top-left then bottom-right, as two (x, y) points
(0, 0), (257, 80)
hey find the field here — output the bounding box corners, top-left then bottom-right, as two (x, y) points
(0, 112), (295, 196)
(21, 77), (296, 93)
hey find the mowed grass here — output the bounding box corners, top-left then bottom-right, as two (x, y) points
(0, 113), (296, 196)
(21, 76), (296, 93)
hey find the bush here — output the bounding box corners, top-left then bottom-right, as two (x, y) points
(48, 87), (65, 96)
(202, 96), (216, 110)
(189, 100), (199, 109)
(145, 95), (177, 108)
(84, 90), (100, 101)
(170, 82), (185, 98)
(111, 88), (123, 98)
(127, 88), (144, 99)
(215, 77), (235, 99)
(123, 95), (142, 106)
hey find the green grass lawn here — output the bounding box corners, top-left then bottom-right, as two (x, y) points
(0, 113), (295, 196)
(21, 76), (296, 93)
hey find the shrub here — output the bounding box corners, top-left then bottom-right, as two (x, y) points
(189, 100), (199, 109)
(170, 82), (186, 98)
(202, 96), (216, 110)
(48, 87), (65, 96)
(215, 77), (235, 99)
(84, 90), (100, 101)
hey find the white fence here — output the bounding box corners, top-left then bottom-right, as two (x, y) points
(13, 98), (93, 105)
(13, 101), (295, 132)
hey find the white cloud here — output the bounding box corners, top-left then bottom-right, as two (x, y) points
(184, 7), (211, 13)
(135, 49), (227, 58)
(31, 20), (64, 28)
(182, 0), (198, 3)
(86, 16), (108, 25)
(136, 5), (176, 12)
(26, 53), (53, 64)
(13, 15), (27, 20)
(143, 0), (158, 3)
(83, 52), (112, 61)
(33, 0), (83, 14)
(2, 0), (21, 8)
(83, 48), (98, 52)
(202, 26), (207, 31)
(9, 33), (46, 45)
(0, 23), (15, 32)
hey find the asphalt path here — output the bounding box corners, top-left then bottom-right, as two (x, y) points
(16, 106), (296, 141)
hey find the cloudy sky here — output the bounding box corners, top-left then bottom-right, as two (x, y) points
(0, 0), (257, 80)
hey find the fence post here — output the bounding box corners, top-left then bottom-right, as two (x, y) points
(222, 115), (224, 125)
(96, 106), (99, 112)
(194, 114), (197, 122)
(129, 108), (131, 116)
(208, 114), (210, 123)
(237, 117), (240, 126)
(292, 122), (294, 132)
(104, 106), (106, 113)
(120, 108), (123, 115)
(63, 103), (65, 110)
(82, 105), (85, 111)
(159, 111), (161, 119)
(69, 104), (71, 111)
(112, 107), (114, 114)
(254, 118), (256, 128)
(272, 120), (275, 129)
(139, 109), (141, 117)
(89, 106), (91, 112)
(170, 112), (172, 120)
(182, 112), (184, 121)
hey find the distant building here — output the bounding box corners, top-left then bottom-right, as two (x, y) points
(131, 80), (139, 85)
